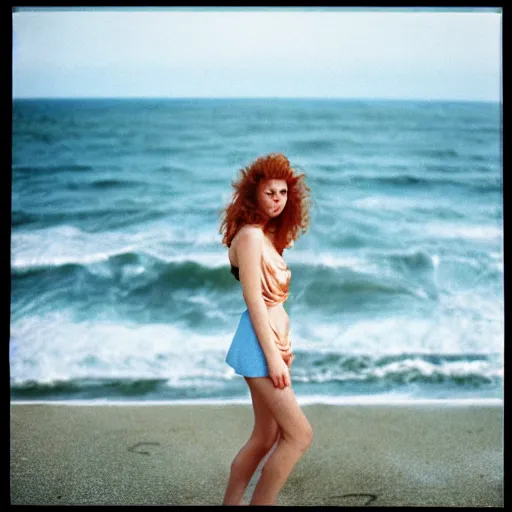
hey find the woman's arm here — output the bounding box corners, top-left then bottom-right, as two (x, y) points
(235, 226), (290, 388)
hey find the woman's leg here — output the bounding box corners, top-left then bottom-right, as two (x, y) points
(222, 378), (280, 505)
(245, 377), (313, 505)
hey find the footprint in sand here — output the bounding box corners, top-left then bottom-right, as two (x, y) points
(327, 493), (377, 506)
(127, 442), (161, 456)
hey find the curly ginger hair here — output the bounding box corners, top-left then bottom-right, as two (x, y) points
(219, 153), (311, 255)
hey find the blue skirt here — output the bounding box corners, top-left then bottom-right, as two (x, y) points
(225, 309), (269, 377)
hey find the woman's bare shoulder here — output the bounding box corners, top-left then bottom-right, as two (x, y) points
(232, 224), (263, 246)
(230, 225), (264, 262)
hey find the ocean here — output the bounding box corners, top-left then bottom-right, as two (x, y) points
(10, 98), (503, 404)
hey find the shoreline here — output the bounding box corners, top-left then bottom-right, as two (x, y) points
(11, 402), (503, 506)
(11, 396), (503, 406)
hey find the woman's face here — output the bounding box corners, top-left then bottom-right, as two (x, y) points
(257, 179), (288, 219)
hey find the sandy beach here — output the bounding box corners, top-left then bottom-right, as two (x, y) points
(10, 402), (503, 506)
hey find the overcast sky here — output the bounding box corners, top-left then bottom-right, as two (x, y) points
(12, 7), (502, 101)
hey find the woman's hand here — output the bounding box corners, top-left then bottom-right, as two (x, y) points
(267, 356), (291, 389)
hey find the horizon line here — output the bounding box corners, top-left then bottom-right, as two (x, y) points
(13, 6), (502, 13)
(12, 96), (501, 103)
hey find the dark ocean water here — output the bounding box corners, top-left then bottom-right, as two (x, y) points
(11, 98), (503, 403)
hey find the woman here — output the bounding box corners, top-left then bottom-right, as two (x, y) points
(219, 153), (313, 505)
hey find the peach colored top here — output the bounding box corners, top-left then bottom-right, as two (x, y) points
(230, 244), (293, 366)
(260, 244), (292, 307)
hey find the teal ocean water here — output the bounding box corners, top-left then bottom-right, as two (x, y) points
(11, 98), (503, 403)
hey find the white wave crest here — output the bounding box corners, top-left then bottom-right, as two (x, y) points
(353, 195), (416, 211)
(9, 311), (236, 385)
(421, 222), (502, 241)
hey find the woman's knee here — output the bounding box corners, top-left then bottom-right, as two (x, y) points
(302, 422), (314, 451)
(286, 420), (313, 452)
(247, 377), (312, 452)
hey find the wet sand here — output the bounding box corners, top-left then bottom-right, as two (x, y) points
(10, 402), (503, 506)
